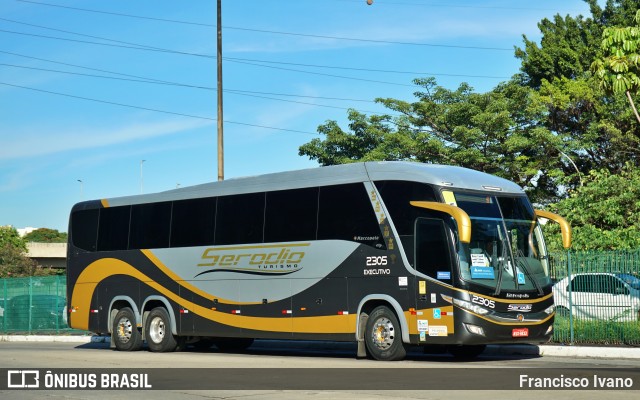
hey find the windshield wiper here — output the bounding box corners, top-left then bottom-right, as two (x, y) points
(516, 250), (544, 296)
(493, 241), (509, 296)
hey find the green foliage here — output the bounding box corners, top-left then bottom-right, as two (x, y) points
(300, 0), (640, 250)
(24, 228), (68, 243)
(0, 244), (59, 278)
(300, 78), (573, 204)
(544, 163), (640, 251)
(0, 226), (26, 252)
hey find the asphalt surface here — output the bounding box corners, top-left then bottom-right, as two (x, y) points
(2, 334), (640, 359)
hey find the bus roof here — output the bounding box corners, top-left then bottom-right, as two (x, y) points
(86, 162), (524, 209)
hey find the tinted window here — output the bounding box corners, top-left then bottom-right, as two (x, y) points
(318, 183), (384, 248)
(171, 197), (216, 247)
(497, 196), (535, 221)
(375, 181), (437, 235)
(71, 209), (99, 251)
(265, 188), (318, 242)
(415, 218), (453, 279)
(129, 202), (172, 249)
(97, 206), (131, 251)
(215, 193), (265, 245)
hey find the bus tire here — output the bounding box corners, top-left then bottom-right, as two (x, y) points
(112, 307), (143, 351)
(145, 307), (179, 352)
(364, 306), (407, 361)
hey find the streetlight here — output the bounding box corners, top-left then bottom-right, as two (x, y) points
(140, 160), (146, 194)
(217, 0), (224, 181)
(77, 179), (83, 200)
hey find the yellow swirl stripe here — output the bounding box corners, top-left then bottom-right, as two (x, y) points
(69, 257), (356, 334)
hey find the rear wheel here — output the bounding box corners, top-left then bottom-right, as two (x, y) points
(364, 306), (407, 361)
(112, 307), (143, 351)
(145, 307), (179, 352)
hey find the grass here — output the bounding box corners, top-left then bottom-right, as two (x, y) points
(552, 315), (640, 345)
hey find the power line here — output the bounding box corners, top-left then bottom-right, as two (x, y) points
(0, 29), (417, 86)
(224, 56), (508, 79)
(0, 81), (321, 135)
(0, 17), (509, 81)
(227, 59), (414, 87)
(0, 50), (378, 102)
(224, 26), (512, 51)
(15, 0), (216, 27)
(0, 29), (214, 58)
(17, 0), (581, 22)
(11, 1), (513, 51)
(0, 63), (393, 114)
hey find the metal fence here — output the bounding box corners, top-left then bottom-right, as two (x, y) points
(550, 250), (640, 346)
(2, 252), (639, 345)
(0, 275), (80, 334)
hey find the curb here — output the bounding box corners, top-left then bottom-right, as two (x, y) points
(2, 336), (640, 359)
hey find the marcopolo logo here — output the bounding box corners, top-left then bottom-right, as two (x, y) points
(196, 243), (310, 277)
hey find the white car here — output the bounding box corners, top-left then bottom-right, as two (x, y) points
(553, 273), (640, 321)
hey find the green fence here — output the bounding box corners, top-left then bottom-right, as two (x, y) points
(0, 275), (81, 334)
(550, 251), (640, 346)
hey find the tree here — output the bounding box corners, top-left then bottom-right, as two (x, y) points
(544, 163), (640, 251)
(0, 226), (26, 252)
(300, 78), (575, 204)
(23, 228), (68, 243)
(0, 226), (59, 277)
(591, 9), (640, 123)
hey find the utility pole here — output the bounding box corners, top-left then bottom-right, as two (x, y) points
(217, 0), (224, 181)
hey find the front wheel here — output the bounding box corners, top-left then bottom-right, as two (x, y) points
(145, 307), (179, 352)
(112, 307), (143, 351)
(364, 306), (408, 361)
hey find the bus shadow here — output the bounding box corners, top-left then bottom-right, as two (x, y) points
(180, 340), (543, 362)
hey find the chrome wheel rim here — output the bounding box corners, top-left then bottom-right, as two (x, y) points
(149, 316), (166, 344)
(371, 317), (395, 350)
(116, 317), (133, 343)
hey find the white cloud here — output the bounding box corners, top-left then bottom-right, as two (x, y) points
(0, 118), (213, 161)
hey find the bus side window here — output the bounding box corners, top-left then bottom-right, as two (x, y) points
(71, 209), (99, 252)
(129, 202), (172, 249)
(265, 187), (318, 243)
(215, 192), (265, 245)
(317, 183), (385, 249)
(97, 206), (131, 252)
(414, 218), (453, 279)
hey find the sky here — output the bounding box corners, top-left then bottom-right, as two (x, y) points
(0, 0), (592, 232)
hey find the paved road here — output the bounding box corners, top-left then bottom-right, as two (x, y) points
(0, 340), (638, 399)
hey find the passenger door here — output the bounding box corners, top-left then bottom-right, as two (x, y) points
(413, 218), (456, 341)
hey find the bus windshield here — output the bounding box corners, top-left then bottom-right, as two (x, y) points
(452, 192), (551, 294)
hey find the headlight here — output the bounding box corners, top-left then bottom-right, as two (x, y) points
(453, 298), (490, 315)
(544, 305), (555, 315)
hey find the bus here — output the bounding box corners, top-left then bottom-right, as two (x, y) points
(66, 161), (571, 361)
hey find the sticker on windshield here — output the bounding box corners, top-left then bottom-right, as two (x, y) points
(471, 253), (489, 267)
(471, 266), (495, 279)
(437, 271), (451, 280)
(517, 271), (526, 285)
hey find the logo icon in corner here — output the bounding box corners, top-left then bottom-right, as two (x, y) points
(7, 370), (40, 388)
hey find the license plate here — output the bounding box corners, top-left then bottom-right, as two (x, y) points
(512, 328), (529, 338)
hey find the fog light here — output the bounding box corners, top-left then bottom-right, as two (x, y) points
(464, 323), (485, 336)
(545, 325), (553, 335)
